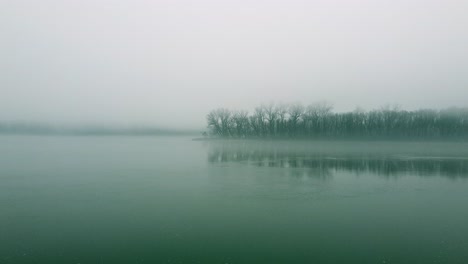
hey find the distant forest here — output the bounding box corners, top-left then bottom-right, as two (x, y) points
(206, 103), (468, 139)
(0, 123), (196, 136)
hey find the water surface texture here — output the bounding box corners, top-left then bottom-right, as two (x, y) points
(1, 136), (468, 263)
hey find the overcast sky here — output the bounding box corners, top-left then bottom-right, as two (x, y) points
(1, 0), (467, 129)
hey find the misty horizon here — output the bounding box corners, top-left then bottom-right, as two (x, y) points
(3, 1), (468, 263)
(2, 103), (467, 135)
(2, 0), (468, 129)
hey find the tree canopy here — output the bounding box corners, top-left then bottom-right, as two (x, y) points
(206, 103), (468, 139)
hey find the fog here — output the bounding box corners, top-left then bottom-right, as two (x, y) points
(1, 0), (467, 129)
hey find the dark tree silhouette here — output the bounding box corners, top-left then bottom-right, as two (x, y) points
(206, 103), (468, 139)
(206, 108), (232, 137)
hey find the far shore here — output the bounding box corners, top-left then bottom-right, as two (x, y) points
(192, 136), (468, 142)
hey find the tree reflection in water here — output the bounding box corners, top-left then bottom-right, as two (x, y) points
(207, 141), (468, 179)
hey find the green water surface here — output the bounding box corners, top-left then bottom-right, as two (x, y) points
(1, 136), (467, 263)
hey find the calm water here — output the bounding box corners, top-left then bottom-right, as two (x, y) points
(1, 136), (468, 264)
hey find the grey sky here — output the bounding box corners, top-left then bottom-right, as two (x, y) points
(1, 0), (467, 129)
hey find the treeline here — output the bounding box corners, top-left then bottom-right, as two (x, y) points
(0, 122), (197, 136)
(206, 103), (468, 139)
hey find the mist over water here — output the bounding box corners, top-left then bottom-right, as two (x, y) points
(2, 0), (468, 263)
(1, 136), (468, 263)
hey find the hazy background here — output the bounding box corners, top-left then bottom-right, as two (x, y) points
(1, 0), (467, 129)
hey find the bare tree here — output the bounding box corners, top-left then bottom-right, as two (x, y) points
(232, 110), (250, 137)
(287, 103), (304, 136)
(206, 108), (232, 137)
(276, 104), (287, 136)
(264, 103), (279, 136)
(206, 104), (468, 139)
